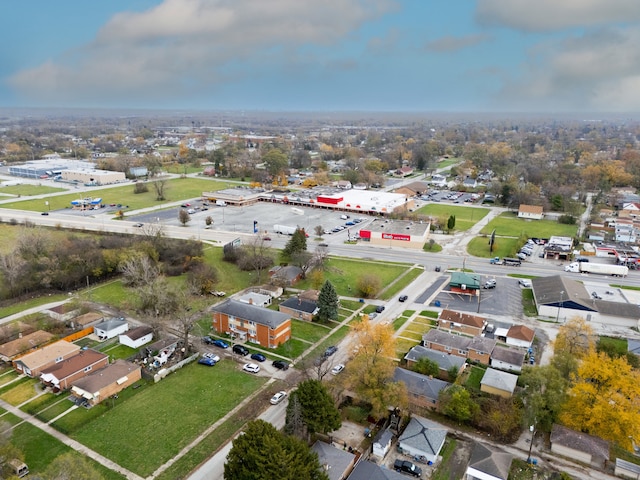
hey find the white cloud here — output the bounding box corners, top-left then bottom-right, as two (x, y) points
(8, 0), (396, 105)
(424, 33), (491, 53)
(496, 27), (640, 111)
(476, 0), (640, 32)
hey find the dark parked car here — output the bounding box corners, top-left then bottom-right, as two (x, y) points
(212, 339), (229, 349)
(399, 295), (408, 302)
(233, 345), (250, 356)
(435, 265), (441, 272)
(202, 336), (216, 345)
(375, 305), (385, 313)
(393, 460), (422, 477)
(251, 353), (266, 362)
(272, 360), (289, 370)
(323, 346), (338, 357)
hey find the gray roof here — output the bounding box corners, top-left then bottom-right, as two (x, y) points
(393, 367), (451, 402)
(404, 345), (466, 371)
(211, 299), (290, 329)
(480, 368), (518, 394)
(398, 415), (447, 458)
(550, 424), (609, 462)
(423, 329), (471, 352)
(594, 299), (640, 319)
(467, 442), (513, 480)
(121, 326), (153, 341)
(373, 428), (394, 448)
(347, 460), (407, 480)
(94, 318), (128, 331)
(71, 360), (140, 393)
(616, 458), (640, 475)
(628, 338), (640, 355)
(312, 441), (355, 480)
(467, 336), (496, 355)
(490, 346), (525, 367)
(280, 297), (318, 314)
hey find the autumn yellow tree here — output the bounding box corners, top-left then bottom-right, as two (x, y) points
(559, 350), (640, 451)
(553, 317), (595, 359)
(345, 318), (407, 418)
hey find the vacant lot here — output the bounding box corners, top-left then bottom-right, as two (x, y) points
(467, 236), (520, 258)
(0, 184), (67, 196)
(0, 177), (228, 212)
(55, 360), (265, 477)
(480, 212), (577, 238)
(416, 204), (490, 231)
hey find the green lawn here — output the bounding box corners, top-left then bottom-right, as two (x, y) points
(295, 258), (412, 297)
(380, 268), (424, 300)
(0, 177), (229, 212)
(271, 338), (309, 360)
(466, 235), (520, 258)
(522, 288), (538, 317)
(480, 211), (578, 237)
(392, 316), (410, 331)
(62, 361), (266, 477)
(0, 184), (67, 196)
(465, 365), (486, 390)
(415, 204), (490, 231)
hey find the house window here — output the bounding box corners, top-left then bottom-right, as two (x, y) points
(84, 366), (92, 372)
(445, 346), (451, 352)
(55, 356), (63, 363)
(458, 350), (466, 355)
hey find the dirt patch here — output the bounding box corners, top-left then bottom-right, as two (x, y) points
(439, 436), (473, 480)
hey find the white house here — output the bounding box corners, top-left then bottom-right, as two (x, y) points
(372, 428), (394, 459)
(237, 292), (272, 307)
(505, 325), (535, 349)
(94, 318), (128, 341)
(490, 346), (525, 373)
(119, 326), (154, 349)
(517, 204), (544, 220)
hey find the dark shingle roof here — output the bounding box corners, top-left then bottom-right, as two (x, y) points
(398, 415), (447, 458)
(348, 460), (407, 480)
(280, 297), (318, 314)
(121, 326), (153, 341)
(393, 367), (451, 401)
(550, 424), (610, 463)
(467, 442), (513, 480)
(404, 345), (466, 371)
(423, 329), (471, 351)
(311, 441), (355, 480)
(491, 346), (525, 367)
(212, 299), (290, 329)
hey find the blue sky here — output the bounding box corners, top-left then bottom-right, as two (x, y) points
(2, 0), (640, 112)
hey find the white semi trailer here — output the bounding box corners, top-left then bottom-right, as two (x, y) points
(273, 224), (298, 235)
(564, 262), (628, 277)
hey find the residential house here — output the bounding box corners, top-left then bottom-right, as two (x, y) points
(372, 428), (394, 459)
(94, 318), (128, 341)
(70, 360), (142, 406)
(467, 336), (496, 365)
(312, 441), (355, 480)
(615, 458), (640, 479)
(68, 312), (103, 329)
(490, 346), (526, 373)
(238, 292), (272, 307)
(347, 460), (407, 480)
(269, 265), (304, 286)
(0, 330), (54, 362)
(40, 349), (109, 391)
(393, 367), (451, 410)
(489, 345), (527, 372)
(437, 309), (486, 336)
(211, 299), (291, 348)
(279, 297), (319, 321)
(465, 442), (513, 480)
(614, 218), (637, 243)
(430, 174), (447, 187)
(119, 326), (154, 349)
(394, 166), (414, 177)
(505, 325), (535, 348)
(13, 340), (81, 378)
(517, 204), (544, 220)
(480, 368), (518, 398)
(403, 345), (466, 379)
(44, 303), (80, 322)
(256, 284), (283, 298)
(422, 329), (470, 359)
(397, 415), (447, 465)
(462, 177), (477, 189)
(550, 424), (610, 468)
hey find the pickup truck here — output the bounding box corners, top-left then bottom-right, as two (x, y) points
(489, 257), (503, 265)
(393, 459), (422, 477)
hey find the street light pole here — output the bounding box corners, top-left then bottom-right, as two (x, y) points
(527, 423), (536, 463)
(556, 290), (564, 323)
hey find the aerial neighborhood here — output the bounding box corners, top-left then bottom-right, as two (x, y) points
(1, 112), (640, 480)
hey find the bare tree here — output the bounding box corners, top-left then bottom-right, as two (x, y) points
(151, 179), (167, 201)
(119, 255), (160, 287)
(178, 209), (191, 226)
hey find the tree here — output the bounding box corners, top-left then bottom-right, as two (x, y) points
(178, 208), (191, 226)
(559, 350), (640, 451)
(186, 261), (218, 295)
(553, 317), (595, 358)
(314, 225), (324, 237)
(447, 215), (456, 232)
(519, 365), (568, 433)
(291, 379), (341, 435)
(308, 269), (325, 290)
(225, 420), (329, 480)
(316, 280), (339, 322)
(290, 250), (314, 279)
(475, 396), (523, 442)
(284, 393), (306, 440)
(282, 228), (307, 261)
(236, 237), (274, 283)
(345, 318), (407, 418)
(205, 216), (213, 228)
(356, 274), (381, 298)
(39, 452), (104, 480)
(151, 179), (167, 201)
(262, 148), (289, 177)
(414, 357), (439, 377)
(438, 384), (478, 423)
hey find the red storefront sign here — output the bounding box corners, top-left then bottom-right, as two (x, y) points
(382, 233), (411, 241)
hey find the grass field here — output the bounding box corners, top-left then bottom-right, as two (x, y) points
(480, 211), (578, 237)
(61, 360), (265, 477)
(467, 235), (520, 258)
(0, 177), (229, 212)
(0, 184), (67, 196)
(415, 204), (490, 231)
(290, 318), (333, 343)
(380, 267), (424, 300)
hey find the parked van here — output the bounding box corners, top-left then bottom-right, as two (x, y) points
(8, 459), (29, 478)
(340, 214), (349, 220)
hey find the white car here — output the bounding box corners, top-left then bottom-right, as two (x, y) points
(203, 353), (221, 363)
(518, 279), (532, 288)
(331, 364), (345, 375)
(242, 363), (260, 374)
(270, 391), (287, 405)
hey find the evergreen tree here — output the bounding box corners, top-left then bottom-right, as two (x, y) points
(316, 280), (339, 322)
(294, 380), (342, 435)
(282, 228), (307, 260)
(225, 420), (329, 480)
